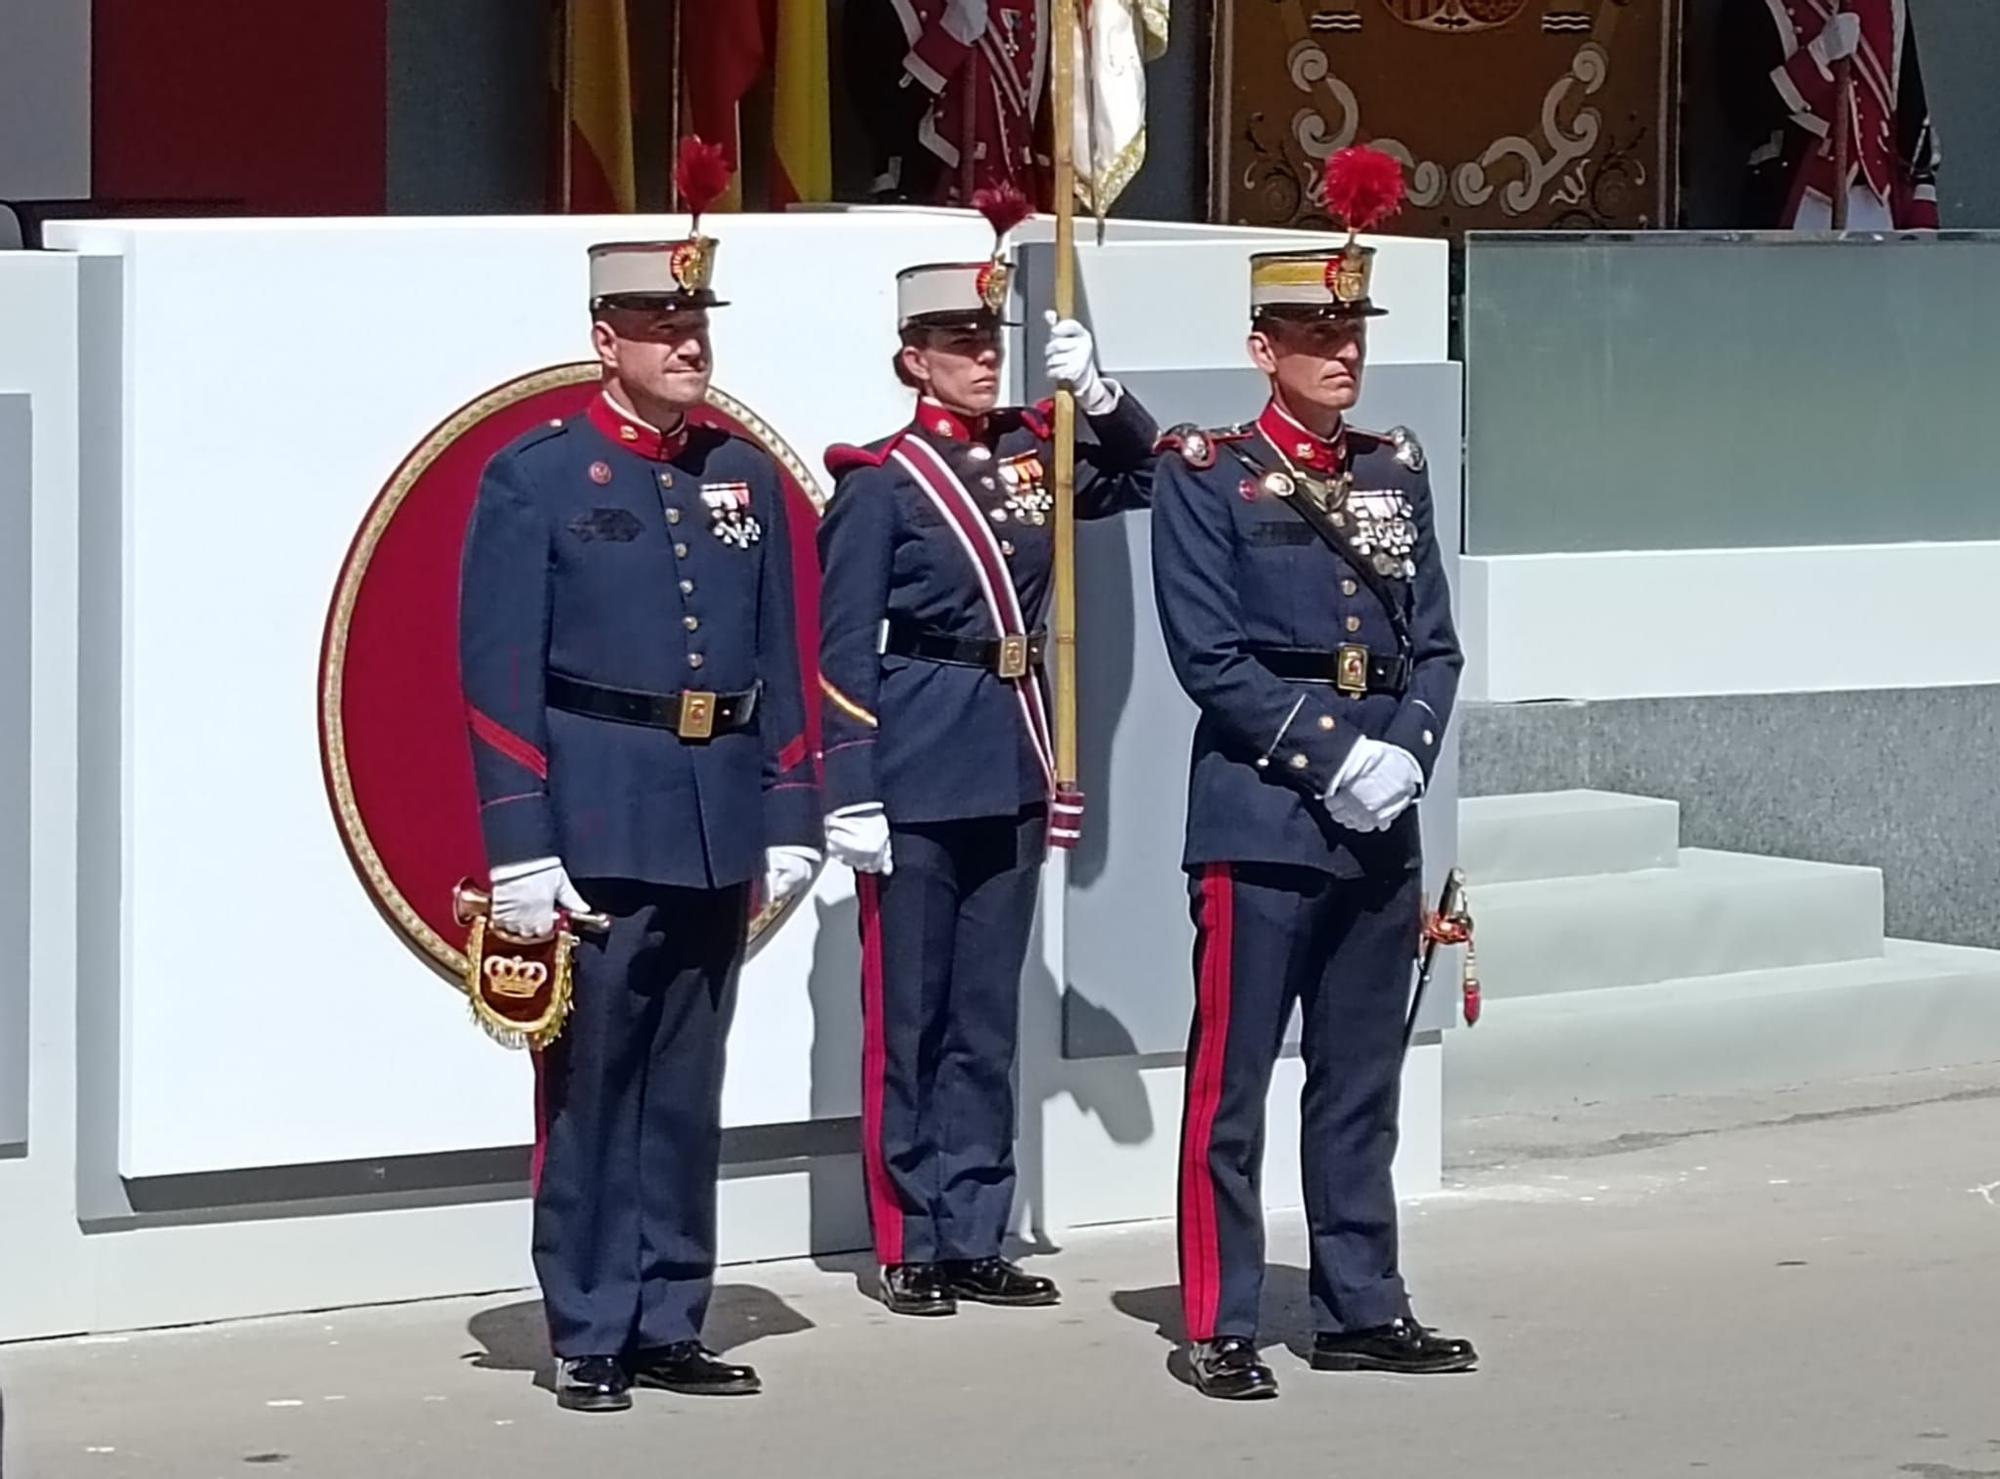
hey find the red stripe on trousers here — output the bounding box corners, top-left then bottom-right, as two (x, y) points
(1181, 864), (1234, 1341)
(529, 1049), (549, 1196)
(857, 874), (905, 1264)
(468, 706), (549, 781)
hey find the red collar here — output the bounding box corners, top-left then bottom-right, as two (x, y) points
(1258, 399), (1346, 475)
(915, 397), (989, 445)
(587, 393), (691, 461)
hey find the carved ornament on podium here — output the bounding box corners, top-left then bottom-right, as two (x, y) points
(1212, 0), (1680, 235)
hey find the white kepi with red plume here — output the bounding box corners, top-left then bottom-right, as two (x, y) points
(896, 183), (1036, 330)
(589, 136), (736, 311)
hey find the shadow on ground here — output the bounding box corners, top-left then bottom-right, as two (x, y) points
(1111, 1264), (1315, 1387)
(464, 1283), (816, 1391)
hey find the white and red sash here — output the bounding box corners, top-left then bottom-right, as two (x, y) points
(891, 434), (1083, 846)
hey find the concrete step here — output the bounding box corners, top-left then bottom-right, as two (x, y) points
(1447, 940), (2000, 1119)
(1471, 848), (1884, 1001)
(1461, 790), (1682, 885)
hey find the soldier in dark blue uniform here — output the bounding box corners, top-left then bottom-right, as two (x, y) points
(817, 241), (1156, 1317)
(459, 224), (819, 1412)
(1151, 237), (1477, 1399)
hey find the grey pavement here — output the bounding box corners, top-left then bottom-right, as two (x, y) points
(8, 1063), (2000, 1479)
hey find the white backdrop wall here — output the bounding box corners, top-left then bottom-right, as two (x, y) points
(1462, 544), (2000, 703)
(0, 214), (1455, 1339)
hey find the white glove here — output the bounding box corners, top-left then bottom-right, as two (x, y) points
(1043, 311), (1119, 417)
(1323, 739), (1424, 832)
(1813, 12), (1861, 65)
(941, 0), (989, 45)
(764, 846), (821, 907)
(490, 857), (592, 941)
(825, 803), (894, 876)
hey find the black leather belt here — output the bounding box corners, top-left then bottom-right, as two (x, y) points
(1250, 645), (1410, 697)
(547, 671), (759, 741)
(882, 619), (1047, 680)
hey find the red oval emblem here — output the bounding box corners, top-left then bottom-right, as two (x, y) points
(318, 365), (829, 987)
(589, 460), (612, 484)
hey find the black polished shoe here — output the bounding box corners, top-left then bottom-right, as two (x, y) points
(880, 1262), (957, 1317)
(941, 1256), (1060, 1307)
(629, 1341), (761, 1396)
(555, 1355), (632, 1413)
(1190, 1336), (1279, 1401)
(1311, 1317), (1478, 1374)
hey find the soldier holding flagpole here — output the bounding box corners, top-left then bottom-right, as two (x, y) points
(815, 180), (1156, 1318)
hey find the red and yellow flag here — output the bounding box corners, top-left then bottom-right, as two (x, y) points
(769, 0), (831, 206)
(679, 0), (831, 210)
(559, 0), (635, 212)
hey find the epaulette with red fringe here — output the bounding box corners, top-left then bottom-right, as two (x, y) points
(824, 429), (910, 478)
(1154, 422), (1251, 471)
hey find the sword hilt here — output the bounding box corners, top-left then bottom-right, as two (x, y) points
(453, 880), (611, 938)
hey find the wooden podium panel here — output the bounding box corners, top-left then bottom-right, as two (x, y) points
(1212, 0), (1680, 235)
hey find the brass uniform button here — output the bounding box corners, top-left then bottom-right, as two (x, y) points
(666, 507), (682, 524)
(688, 653), (705, 669)
(684, 616), (700, 631)
(1342, 579), (1358, 597)
(680, 579), (695, 594)
(1345, 615), (1362, 633)
(1318, 715), (1335, 731)
(675, 543), (690, 558)
(1289, 754), (1309, 770)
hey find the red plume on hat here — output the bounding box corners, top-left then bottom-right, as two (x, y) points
(1323, 146), (1407, 243)
(675, 136), (732, 235)
(972, 181), (1033, 263)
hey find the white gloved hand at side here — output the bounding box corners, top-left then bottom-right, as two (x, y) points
(1043, 311), (1120, 417)
(490, 856), (592, 940)
(941, 0), (990, 46)
(825, 803), (895, 876)
(1323, 738), (1424, 832)
(763, 846), (821, 907)
(1813, 12), (1862, 64)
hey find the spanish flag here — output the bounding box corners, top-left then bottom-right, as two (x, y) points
(681, 0), (831, 210)
(558, 0), (636, 213)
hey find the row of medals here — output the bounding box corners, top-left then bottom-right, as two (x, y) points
(968, 445), (1053, 526)
(1258, 466), (1417, 580)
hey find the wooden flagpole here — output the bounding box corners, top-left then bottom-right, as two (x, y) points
(1830, 1), (1854, 230)
(1051, 0), (1081, 795)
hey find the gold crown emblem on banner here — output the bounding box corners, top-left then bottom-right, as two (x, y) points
(483, 952), (550, 1000)
(670, 237), (718, 294)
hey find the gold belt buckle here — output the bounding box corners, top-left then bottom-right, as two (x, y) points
(677, 690), (718, 740)
(997, 635), (1030, 681)
(1335, 644), (1370, 697)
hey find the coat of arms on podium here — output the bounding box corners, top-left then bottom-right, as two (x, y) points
(1212, 0), (1680, 235)
(317, 365), (826, 990)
